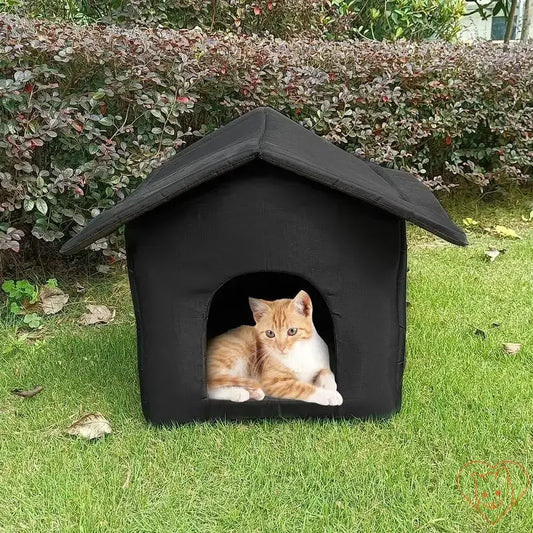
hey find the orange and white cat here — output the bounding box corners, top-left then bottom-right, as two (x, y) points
(207, 290), (343, 406)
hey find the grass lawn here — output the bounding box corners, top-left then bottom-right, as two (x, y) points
(0, 194), (532, 532)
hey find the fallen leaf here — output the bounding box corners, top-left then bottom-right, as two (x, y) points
(462, 217), (479, 228)
(503, 343), (521, 355)
(67, 413), (112, 440)
(484, 248), (500, 262)
(474, 328), (487, 340)
(122, 464), (131, 489)
(11, 385), (43, 398)
(494, 225), (520, 239)
(39, 285), (69, 315)
(521, 210), (533, 222)
(78, 304), (115, 326)
(18, 329), (47, 343)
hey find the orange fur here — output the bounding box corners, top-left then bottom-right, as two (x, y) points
(207, 291), (337, 403)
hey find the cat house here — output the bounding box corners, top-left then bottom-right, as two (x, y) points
(61, 107), (467, 425)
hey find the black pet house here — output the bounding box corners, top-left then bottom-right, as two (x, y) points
(61, 107), (466, 425)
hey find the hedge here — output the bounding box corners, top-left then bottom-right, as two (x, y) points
(0, 15), (532, 256)
(3, 1), (465, 42)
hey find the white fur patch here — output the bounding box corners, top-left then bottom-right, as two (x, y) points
(231, 358), (249, 378)
(276, 327), (332, 384)
(208, 386), (249, 402)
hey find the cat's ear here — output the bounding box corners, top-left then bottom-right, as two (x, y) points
(249, 297), (270, 323)
(293, 290), (312, 317)
(495, 466), (511, 483)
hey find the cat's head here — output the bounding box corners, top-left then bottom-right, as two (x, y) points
(471, 466), (514, 511)
(249, 290), (314, 356)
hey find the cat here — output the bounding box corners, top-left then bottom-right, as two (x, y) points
(206, 290), (343, 406)
(471, 466), (515, 513)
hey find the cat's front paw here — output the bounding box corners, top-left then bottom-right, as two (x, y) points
(208, 386), (250, 402)
(307, 388), (343, 406)
(249, 388), (265, 401)
(315, 371), (337, 391)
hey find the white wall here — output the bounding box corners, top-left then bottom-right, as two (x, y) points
(459, 0), (533, 41)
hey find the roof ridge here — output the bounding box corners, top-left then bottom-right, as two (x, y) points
(257, 107), (269, 155)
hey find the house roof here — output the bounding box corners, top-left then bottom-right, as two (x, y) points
(61, 107), (467, 254)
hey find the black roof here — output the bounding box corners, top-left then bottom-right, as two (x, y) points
(61, 107), (466, 254)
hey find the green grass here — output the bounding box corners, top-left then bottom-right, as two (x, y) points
(1, 195), (532, 532)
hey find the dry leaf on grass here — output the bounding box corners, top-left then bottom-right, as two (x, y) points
(484, 246), (506, 262)
(493, 225), (520, 239)
(11, 385), (43, 398)
(17, 330), (48, 343)
(39, 286), (69, 315)
(78, 304), (115, 326)
(503, 343), (522, 355)
(67, 413), (112, 440)
(474, 328), (487, 340)
(122, 465), (132, 489)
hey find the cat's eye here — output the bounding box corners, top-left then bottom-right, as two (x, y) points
(265, 330), (275, 338)
(287, 327), (298, 336)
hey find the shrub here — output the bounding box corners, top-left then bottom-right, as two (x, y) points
(323, 0), (465, 41)
(1, 0), (464, 42)
(0, 15), (532, 258)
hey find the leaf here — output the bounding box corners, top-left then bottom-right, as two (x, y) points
(150, 109), (164, 121)
(39, 285), (69, 315)
(122, 464), (132, 489)
(1, 280), (16, 295)
(78, 304), (115, 326)
(93, 88), (106, 100)
(484, 248), (499, 262)
(474, 328), (487, 340)
(484, 246), (505, 262)
(35, 198), (48, 215)
(494, 225), (520, 239)
(23, 313), (42, 328)
(502, 343), (521, 355)
(67, 413), (112, 440)
(72, 213), (85, 226)
(462, 217), (479, 228)
(9, 302), (22, 315)
(18, 329), (47, 343)
(11, 385), (43, 398)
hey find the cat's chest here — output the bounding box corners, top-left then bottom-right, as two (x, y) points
(280, 336), (330, 383)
